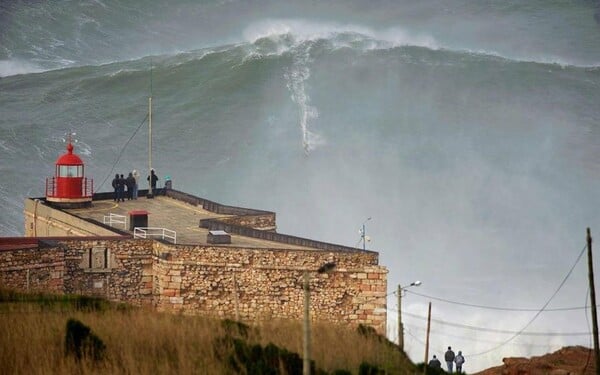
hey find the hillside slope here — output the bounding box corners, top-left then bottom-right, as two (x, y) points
(474, 346), (595, 375)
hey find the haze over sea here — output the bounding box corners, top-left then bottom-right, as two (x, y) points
(2, 1), (600, 371)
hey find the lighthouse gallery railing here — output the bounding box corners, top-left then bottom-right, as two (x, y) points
(45, 177), (94, 199)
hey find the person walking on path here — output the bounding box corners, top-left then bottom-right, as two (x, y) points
(445, 346), (455, 373)
(428, 355), (442, 370)
(132, 169), (140, 199)
(125, 172), (135, 200)
(454, 351), (465, 373)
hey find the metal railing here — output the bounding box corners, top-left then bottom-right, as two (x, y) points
(103, 213), (127, 229)
(134, 227), (177, 244)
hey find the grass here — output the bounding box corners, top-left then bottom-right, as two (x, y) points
(0, 289), (416, 374)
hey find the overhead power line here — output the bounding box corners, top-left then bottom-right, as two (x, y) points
(404, 323), (561, 348)
(404, 289), (595, 312)
(396, 308), (590, 337)
(466, 244), (587, 357)
(392, 243), (588, 348)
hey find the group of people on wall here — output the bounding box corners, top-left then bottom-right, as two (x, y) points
(111, 169), (162, 202)
(428, 346), (465, 373)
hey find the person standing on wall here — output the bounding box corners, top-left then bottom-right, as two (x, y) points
(147, 169), (158, 193)
(125, 172), (135, 200)
(445, 346), (455, 373)
(132, 169), (140, 199)
(118, 174), (126, 202)
(112, 174), (119, 202)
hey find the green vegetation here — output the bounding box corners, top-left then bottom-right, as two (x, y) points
(0, 289), (416, 374)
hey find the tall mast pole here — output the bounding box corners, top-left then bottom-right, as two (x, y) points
(148, 60), (153, 197)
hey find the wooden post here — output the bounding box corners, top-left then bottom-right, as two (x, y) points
(398, 284), (404, 351)
(233, 272), (240, 321)
(303, 271), (311, 375)
(587, 228), (600, 375)
(423, 302), (431, 375)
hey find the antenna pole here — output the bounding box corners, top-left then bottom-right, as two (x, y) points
(148, 60), (153, 198)
(148, 96), (152, 196)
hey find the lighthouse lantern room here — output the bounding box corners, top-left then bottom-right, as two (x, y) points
(46, 137), (93, 207)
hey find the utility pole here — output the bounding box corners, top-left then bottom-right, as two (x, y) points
(587, 228), (600, 375)
(423, 302), (431, 375)
(303, 271), (311, 375)
(398, 284), (404, 351)
(233, 272), (240, 321)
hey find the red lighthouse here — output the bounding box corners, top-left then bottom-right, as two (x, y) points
(45, 138), (93, 207)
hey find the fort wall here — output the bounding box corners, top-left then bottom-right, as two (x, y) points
(0, 239), (387, 333)
(0, 242), (65, 293)
(153, 242), (387, 332)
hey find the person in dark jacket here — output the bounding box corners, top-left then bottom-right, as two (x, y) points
(445, 346), (455, 373)
(118, 174), (126, 202)
(111, 174), (119, 201)
(428, 355), (442, 369)
(147, 169), (158, 192)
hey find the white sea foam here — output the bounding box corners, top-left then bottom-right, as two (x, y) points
(0, 60), (45, 77)
(283, 42), (326, 155)
(243, 18), (439, 51)
(242, 18), (600, 68)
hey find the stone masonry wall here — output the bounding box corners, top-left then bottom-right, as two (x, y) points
(61, 239), (154, 306)
(0, 239), (387, 334)
(153, 242), (387, 334)
(0, 244), (65, 293)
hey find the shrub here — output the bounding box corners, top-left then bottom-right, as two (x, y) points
(64, 319), (105, 361)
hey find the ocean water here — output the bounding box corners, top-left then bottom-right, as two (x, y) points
(1, 0), (600, 371)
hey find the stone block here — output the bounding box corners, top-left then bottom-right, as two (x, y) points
(169, 296), (183, 304)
